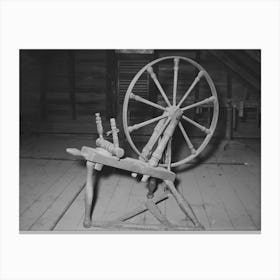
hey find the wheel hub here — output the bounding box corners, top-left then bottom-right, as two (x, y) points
(166, 105), (183, 120)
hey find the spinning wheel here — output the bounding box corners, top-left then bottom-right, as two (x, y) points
(123, 56), (219, 168)
(67, 55), (219, 231)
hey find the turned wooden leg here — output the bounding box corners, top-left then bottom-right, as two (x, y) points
(164, 180), (204, 230)
(84, 161), (96, 228)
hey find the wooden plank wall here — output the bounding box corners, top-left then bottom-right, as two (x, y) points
(20, 50), (260, 138)
(20, 50), (109, 134)
(20, 51), (43, 122)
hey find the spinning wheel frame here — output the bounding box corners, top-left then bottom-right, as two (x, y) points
(122, 56), (219, 168)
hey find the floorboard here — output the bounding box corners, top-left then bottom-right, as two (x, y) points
(20, 161), (84, 230)
(20, 135), (261, 232)
(192, 165), (234, 230)
(206, 165), (256, 230)
(177, 170), (211, 229)
(54, 189), (85, 231)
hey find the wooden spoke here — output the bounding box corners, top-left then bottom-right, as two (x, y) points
(177, 70), (204, 107)
(178, 122), (196, 155)
(181, 96), (216, 111)
(128, 113), (168, 133)
(166, 137), (172, 170)
(147, 66), (172, 107)
(173, 58), (179, 105)
(130, 92), (166, 111)
(182, 115), (211, 134)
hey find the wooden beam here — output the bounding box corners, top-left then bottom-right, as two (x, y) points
(244, 50), (261, 63)
(227, 50), (260, 78)
(208, 50), (260, 92)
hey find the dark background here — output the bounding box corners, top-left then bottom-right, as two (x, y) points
(20, 49), (260, 141)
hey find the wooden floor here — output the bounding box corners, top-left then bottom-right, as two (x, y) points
(20, 134), (261, 232)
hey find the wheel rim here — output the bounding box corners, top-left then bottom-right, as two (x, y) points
(122, 56), (219, 168)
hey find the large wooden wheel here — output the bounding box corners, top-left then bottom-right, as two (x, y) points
(122, 56), (219, 168)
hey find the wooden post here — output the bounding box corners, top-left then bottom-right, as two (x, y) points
(232, 104), (237, 131)
(84, 161), (96, 228)
(239, 101), (244, 118)
(226, 72), (233, 140)
(225, 103), (233, 140)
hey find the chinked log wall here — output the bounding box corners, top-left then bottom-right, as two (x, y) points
(20, 50), (260, 139)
